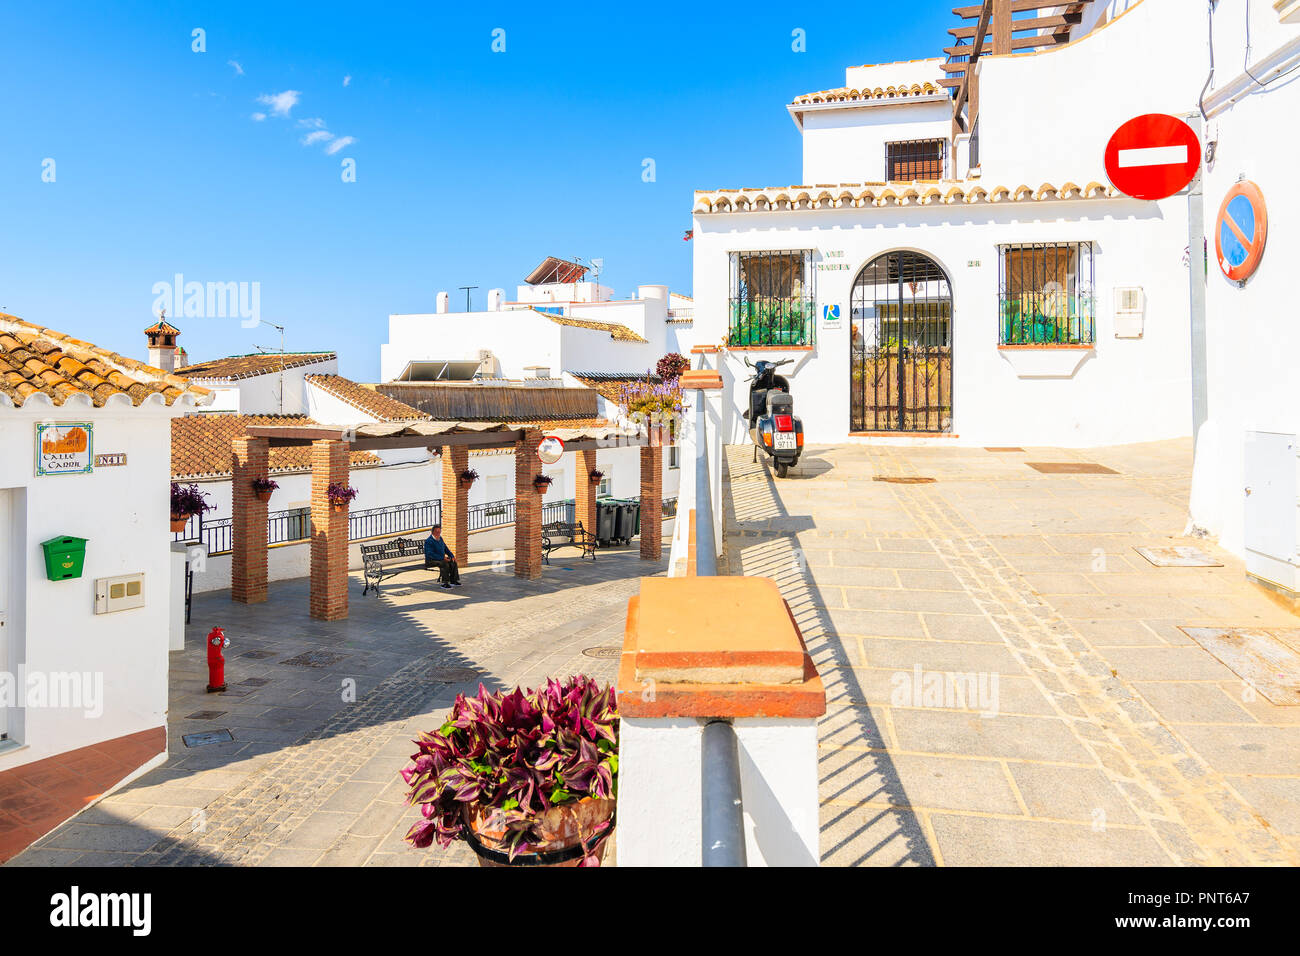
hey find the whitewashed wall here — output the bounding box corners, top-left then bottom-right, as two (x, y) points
(1189, 4), (1300, 564)
(0, 400), (187, 771)
(691, 200), (1191, 447)
(801, 99), (952, 185)
(187, 357), (337, 416)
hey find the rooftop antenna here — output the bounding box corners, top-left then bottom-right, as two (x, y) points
(459, 286), (478, 311)
(253, 319), (287, 413)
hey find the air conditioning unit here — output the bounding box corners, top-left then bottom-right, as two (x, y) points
(477, 349), (498, 377)
(1114, 287), (1145, 338)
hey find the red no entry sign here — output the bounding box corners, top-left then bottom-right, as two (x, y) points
(1104, 114), (1201, 200)
(1215, 181), (1268, 283)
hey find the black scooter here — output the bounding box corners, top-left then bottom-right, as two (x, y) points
(742, 357), (803, 478)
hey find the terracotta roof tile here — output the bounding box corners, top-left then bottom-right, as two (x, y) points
(693, 180), (1119, 214)
(531, 309), (647, 343)
(570, 373), (661, 403)
(304, 374), (432, 421)
(792, 82), (942, 105)
(0, 313), (209, 409)
(172, 413), (381, 479)
(175, 352), (336, 381)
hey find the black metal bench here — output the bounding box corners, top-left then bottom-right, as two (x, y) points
(360, 536), (428, 595)
(542, 521), (597, 565)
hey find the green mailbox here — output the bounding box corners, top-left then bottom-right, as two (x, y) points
(41, 535), (87, 581)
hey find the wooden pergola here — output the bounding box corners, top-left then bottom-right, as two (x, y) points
(942, 1), (1095, 142)
(227, 419), (663, 621)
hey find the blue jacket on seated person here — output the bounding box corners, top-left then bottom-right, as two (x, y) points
(424, 534), (454, 563)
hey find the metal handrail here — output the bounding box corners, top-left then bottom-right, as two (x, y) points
(702, 720), (746, 867)
(693, 390), (745, 866)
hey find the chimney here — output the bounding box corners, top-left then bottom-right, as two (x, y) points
(488, 288), (505, 311)
(436, 291), (450, 314)
(144, 314), (180, 373)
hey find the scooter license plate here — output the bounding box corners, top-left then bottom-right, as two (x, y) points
(773, 432), (797, 451)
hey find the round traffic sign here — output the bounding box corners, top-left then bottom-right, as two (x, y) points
(537, 435), (564, 465)
(1104, 114), (1201, 201)
(1215, 181), (1268, 283)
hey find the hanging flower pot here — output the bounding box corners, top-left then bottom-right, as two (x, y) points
(326, 481), (358, 513)
(169, 482), (211, 534)
(533, 474), (554, 493)
(458, 468), (480, 489)
(588, 469), (605, 484)
(252, 476), (279, 504)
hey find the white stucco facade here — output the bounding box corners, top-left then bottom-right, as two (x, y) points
(1, 394), (204, 772)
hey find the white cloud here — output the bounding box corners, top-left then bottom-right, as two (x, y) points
(342, 75), (352, 87)
(325, 136), (355, 155)
(296, 117), (326, 129)
(251, 112), (267, 121)
(301, 130), (334, 146)
(255, 90), (300, 118)
(228, 59), (244, 76)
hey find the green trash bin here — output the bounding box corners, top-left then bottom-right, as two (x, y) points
(41, 535), (87, 581)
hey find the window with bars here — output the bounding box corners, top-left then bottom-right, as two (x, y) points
(728, 249), (815, 347)
(887, 139), (946, 181)
(998, 242), (1096, 346)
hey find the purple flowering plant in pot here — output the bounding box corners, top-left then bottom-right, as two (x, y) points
(401, 675), (618, 867)
(251, 476), (280, 503)
(326, 481), (358, 512)
(169, 482), (212, 532)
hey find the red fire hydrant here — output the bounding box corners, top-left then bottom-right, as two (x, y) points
(206, 626), (229, 693)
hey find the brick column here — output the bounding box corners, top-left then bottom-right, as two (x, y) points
(310, 439), (350, 621)
(231, 436), (269, 604)
(574, 447), (598, 538)
(640, 444), (663, 561)
(514, 429), (543, 579)
(440, 445), (469, 563)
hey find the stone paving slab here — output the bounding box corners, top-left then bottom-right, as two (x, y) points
(727, 439), (1300, 866)
(5, 544), (664, 867)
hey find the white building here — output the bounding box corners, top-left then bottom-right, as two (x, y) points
(0, 313), (210, 860)
(1187, 2), (1300, 599)
(690, 0), (1211, 448)
(382, 256), (697, 382)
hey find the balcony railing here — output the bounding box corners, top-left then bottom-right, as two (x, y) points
(173, 494), (675, 556)
(727, 297), (815, 348)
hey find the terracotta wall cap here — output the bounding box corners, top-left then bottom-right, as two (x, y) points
(680, 369), (724, 390)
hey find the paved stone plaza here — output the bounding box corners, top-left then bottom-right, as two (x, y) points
(725, 439), (1300, 866)
(7, 545), (660, 866)
(8, 440), (1300, 867)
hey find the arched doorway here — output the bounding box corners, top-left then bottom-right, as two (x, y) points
(849, 250), (953, 433)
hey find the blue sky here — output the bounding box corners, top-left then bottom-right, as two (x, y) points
(0, 2), (949, 381)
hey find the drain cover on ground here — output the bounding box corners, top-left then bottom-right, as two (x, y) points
(984, 447), (1025, 452)
(582, 646), (623, 659)
(429, 667), (482, 683)
(239, 677), (271, 687)
(1179, 627), (1300, 705)
(280, 651), (346, 668)
(185, 710), (226, 720)
(1026, 461), (1118, 475)
(240, 650), (276, 660)
(872, 476), (937, 484)
(182, 729), (235, 747)
(1135, 546), (1223, 568)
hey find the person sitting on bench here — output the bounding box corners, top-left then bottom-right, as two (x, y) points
(424, 524), (461, 588)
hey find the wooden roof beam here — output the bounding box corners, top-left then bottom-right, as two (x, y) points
(952, 0), (1069, 16)
(950, 12), (1081, 38)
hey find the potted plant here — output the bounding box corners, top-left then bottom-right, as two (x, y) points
(532, 473), (554, 493)
(170, 482), (211, 532)
(402, 675), (618, 866)
(251, 476), (279, 503)
(588, 469), (605, 484)
(458, 468), (480, 489)
(326, 481), (358, 513)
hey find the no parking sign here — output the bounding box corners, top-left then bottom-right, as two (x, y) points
(1215, 181), (1268, 283)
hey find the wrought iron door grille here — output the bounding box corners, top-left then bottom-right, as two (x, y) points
(998, 242), (1095, 345)
(850, 251), (953, 433)
(728, 249), (815, 347)
(887, 139), (946, 181)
